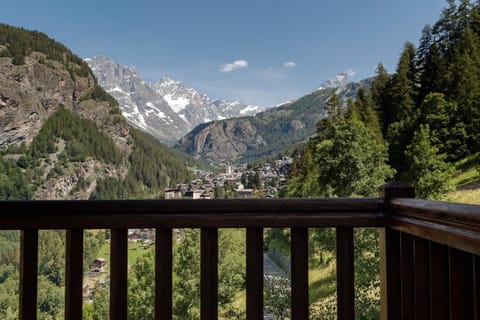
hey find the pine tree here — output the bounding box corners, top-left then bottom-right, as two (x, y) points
(347, 88), (383, 143)
(385, 42), (417, 126)
(314, 117), (394, 197)
(448, 27), (480, 151)
(403, 125), (454, 199)
(419, 93), (468, 161)
(369, 63), (390, 133)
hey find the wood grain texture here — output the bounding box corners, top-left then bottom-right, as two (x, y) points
(0, 199), (384, 229)
(65, 229), (84, 320)
(336, 227), (354, 320)
(20, 229), (38, 320)
(110, 229), (128, 320)
(155, 228), (172, 320)
(246, 227), (263, 320)
(201, 228), (218, 320)
(291, 227), (308, 320)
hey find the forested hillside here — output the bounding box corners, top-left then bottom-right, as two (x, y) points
(0, 24), (193, 319)
(283, 1), (480, 318)
(288, 0), (480, 200)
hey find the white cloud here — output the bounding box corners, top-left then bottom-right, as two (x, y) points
(220, 59), (248, 72)
(284, 61), (296, 68)
(346, 68), (357, 77)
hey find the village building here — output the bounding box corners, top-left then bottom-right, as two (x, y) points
(90, 258), (107, 272)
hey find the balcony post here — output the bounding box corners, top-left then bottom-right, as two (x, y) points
(20, 229), (38, 320)
(246, 227), (263, 319)
(65, 229), (84, 320)
(379, 181), (414, 320)
(155, 228), (172, 320)
(336, 227), (354, 320)
(291, 227), (308, 320)
(201, 228), (218, 320)
(110, 228), (128, 320)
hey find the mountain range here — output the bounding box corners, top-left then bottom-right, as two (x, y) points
(86, 56), (266, 144)
(87, 56), (364, 163)
(176, 79), (365, 162)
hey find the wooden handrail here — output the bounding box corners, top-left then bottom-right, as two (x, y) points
(387, 198), (480, 256)
(0, 198), (385, 229)
(390, 198), (480, 231)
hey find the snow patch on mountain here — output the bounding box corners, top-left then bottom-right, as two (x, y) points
(240, 105), (261, 115)
(86, 56), (269, 144)
(316, 70), (356, 91)
(163, 94), (190, 113)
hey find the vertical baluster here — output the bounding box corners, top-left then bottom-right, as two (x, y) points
(291, 227), (308, 320)
(400, 233), (414, 320)
(336, 227), (354, 320)
(429, 242), (449, 320)
(380, 228), (401, 320)
(65, 229), (84, 320)
(413, 237), (429, 319)
(156, 228), (172, 320)
(201, 228), (218, 320)
(449, 248), (474, 319)
(20, 229), (38, 320)
(246, 227), (263, 320)
(110, 228), (128, 320)
(475, 255), (480, 320)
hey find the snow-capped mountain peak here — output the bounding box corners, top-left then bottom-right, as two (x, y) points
(316, 70), (356, 91)
(86, 56), (267, 144)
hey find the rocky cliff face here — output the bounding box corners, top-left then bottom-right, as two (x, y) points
(0, 28), (131, 200)
(0, 53), (129, 149)
(178, 118), (266, 160)
(1, 54), (81, 145)
(0, 25), (192, 201)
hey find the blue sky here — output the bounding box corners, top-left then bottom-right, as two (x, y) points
(2, 0), (447, 107)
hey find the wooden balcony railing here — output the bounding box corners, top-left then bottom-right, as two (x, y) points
(0, 181), (479, 320)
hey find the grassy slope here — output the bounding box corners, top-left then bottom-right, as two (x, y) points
(445, 152), (480, 204)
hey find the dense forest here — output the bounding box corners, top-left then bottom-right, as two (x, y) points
(281, 0), (480, 318)
(91, 128), (192, 199)
(288, 0), (480, 200)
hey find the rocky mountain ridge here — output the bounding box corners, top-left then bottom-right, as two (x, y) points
(177, 80), (363, 162)
(86, 56), (266, 144)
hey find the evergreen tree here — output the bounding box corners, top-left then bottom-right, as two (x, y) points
(252, 171), (262, 190)
(285, 142), (322, 197)
(432, 0), (459, 56)
(448, 27), (480, 151)
(316, 93), (343, 139)
(315, 117), (394, 197)
(369, 63), (390, 132)
(419, 93), (468, 161)
(384, 42), (417, 127)
(418, 41), (447, 102)
(383, 43), (420, 175)
(287, 115), (394, 198)
(403, 125), (455, 199)
(347, 88), (383, 143)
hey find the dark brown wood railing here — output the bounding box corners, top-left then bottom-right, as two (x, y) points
(0, 182), (479, 320)
(380, 184), (480, 320)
